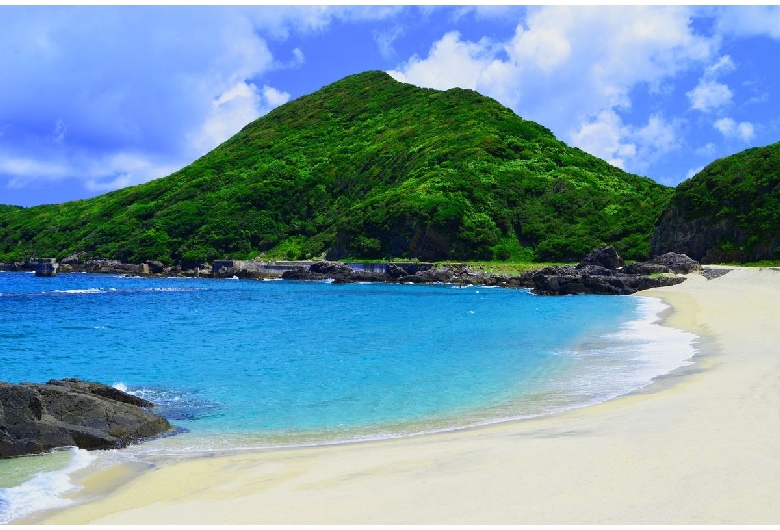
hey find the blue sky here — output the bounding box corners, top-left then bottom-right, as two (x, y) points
(2, 5), (779, 207)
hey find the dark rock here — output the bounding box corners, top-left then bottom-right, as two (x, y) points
(527, 248), (690, 295)
(309, 261), (354, 275)
(622, 262), (671, 275)
(701, 267), (733, 280)
(576, 246), (625, 270)
(648, 252), (701, 274)
(0, 379), (173, 459)
(60, 252), (86, 264)
(531, 266), (685, 295)
(278, 249), (686, 296)
(146, 260), (165, 274)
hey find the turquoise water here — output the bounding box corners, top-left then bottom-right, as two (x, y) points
(0, 271), (696, 522)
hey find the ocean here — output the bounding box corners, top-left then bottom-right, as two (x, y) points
(0, 271), (696, 523)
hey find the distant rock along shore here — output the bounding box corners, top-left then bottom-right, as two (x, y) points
(0, 379), (173, 459)
(0, 247), (701, 296)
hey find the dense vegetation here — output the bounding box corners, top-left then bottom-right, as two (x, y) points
(650, 141), (780, 262)
(0, 71), (673, 264)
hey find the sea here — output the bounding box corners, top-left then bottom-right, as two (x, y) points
(0, 271), (697, 523)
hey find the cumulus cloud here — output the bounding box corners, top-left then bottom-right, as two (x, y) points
(687, 55), (735, 112)
(570, 110), (635, 169)
(685, 165), (705, 180)
(388, 31), (500, 91)
(687, 80), (733, 112)
(389, 6), (714, 174)
(571, 111), (679, 171)
(715, 6), (780, 40)
(713, 117), (755, 141)
(189, 82), (290, 153)
(0, 6), (306, 197)
(695, 142), (717, 157)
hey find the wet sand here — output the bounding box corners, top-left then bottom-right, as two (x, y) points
(28, 268), (780, 524)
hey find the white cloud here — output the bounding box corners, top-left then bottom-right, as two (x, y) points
(695, 142), (717, 157)
(571, 111), (679, 172)
(1, 150), (180, 193)
(570, 110), (635, 169)
(82, 153), (180, 192)
(704, 55), (735, 78)
(190, 82), (290, 153)
(389, 6), (715, 172)
(262, 86), (291, 108)
(687, 54), (735, 112)
(635, 114), (678, 156)
(715, 6), (780, 40)
(373, 26), (404, 60)
(388, 31), (499, 92)
(0, 156), (71, 185)
(685, 165), (705, 180)
(713, 117), (755, 141)
(52, 120), (67, 143)
(687, 80), (733, 112)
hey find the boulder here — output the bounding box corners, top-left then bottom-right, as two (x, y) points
(576, 246), (625, 270)
(0, 379), (173, 458)
(621, 262), (671, 275)
(309, 261), (354, 275)
(648, 252), (701, 274)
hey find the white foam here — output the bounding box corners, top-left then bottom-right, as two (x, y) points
(0, 448), (94, 524)
(561, 296), (697, 406)
(51, 288), (104, 295)
(112, 382), (128, 392)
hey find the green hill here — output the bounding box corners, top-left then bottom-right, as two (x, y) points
(0, 71), (672, 264)
(650, 141), (780, 263)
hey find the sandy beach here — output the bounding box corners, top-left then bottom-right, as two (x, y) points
(26, 267), (780, 524)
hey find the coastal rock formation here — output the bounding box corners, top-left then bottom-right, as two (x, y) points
(575, 246), (625, 270)
(647, 252), (701, 274)
(649, 141), (780, 262)
(0, 378), (172, 459)
(280, 249), (696, 295)
(527, 248), (693, 295)
(528, 265), (684, 295)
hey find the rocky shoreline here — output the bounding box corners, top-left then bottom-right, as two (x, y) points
(0, 247), (701, 295)
(0, 379), (173, 459)
(284, 247), (698, 295)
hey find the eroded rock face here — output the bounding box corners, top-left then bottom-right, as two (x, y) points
(576, 246), (625, 270)
(0, 379), (173, 459)
(279, 249), (697, 295)
(648, 252), (701, 274)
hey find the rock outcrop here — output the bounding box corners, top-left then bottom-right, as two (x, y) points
(281, 249), (696, 295)
(527, 247), (689, 295)
(0, 378), (173, 459)
(649, 141), (780, 263)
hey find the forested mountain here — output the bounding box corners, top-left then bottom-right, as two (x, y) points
(0, 71), (672, 264)
(651, 142), (780, 263)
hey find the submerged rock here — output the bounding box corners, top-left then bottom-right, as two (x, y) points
(0, 378), (173, 459)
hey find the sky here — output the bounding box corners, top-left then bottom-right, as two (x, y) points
(2, 4), (780, 207)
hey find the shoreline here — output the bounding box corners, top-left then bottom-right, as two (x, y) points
(22, 268), (780, 524)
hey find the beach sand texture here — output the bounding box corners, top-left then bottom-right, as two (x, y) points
(27, 268), (780, 524)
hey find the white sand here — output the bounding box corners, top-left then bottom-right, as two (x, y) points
(28, 268), (780, 524)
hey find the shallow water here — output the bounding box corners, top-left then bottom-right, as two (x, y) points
(0, 272), (696, 522)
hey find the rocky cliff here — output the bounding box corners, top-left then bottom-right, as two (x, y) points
(650, 141), (780, 262)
